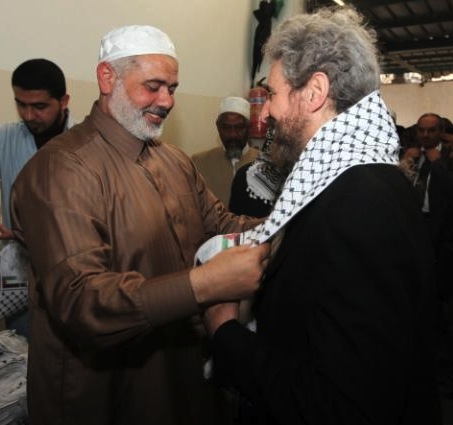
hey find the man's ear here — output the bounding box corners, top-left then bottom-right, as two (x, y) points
(305, 72), (330, 112)
(97, 62), (117, 95)
(60, 94), (70, 110)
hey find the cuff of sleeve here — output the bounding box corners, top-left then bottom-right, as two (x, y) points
(212, 320), (259, 400)
(140, 270), (201, 327)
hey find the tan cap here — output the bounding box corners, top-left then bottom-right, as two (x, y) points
(219, 96), (250, 120)
(99, 25), (177, 63)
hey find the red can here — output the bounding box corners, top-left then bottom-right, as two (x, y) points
(248, 86), (268, 139)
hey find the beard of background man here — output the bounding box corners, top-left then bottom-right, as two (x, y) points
(24, 109), (64, 137)
(224, 140), (244, 161)
(25, 108), (67, 149)
(109, 78), (167, 142)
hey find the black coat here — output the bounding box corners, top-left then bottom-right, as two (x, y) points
(423, 147), (453, 249)
(418, 148), (453, 298)
(213, 164), (441, 425)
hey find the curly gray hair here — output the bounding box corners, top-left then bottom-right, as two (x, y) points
(264, 7), (380, 113)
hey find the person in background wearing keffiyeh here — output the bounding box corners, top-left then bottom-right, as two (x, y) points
(228, 127), (288, 218)
(202, 6), (442, 425)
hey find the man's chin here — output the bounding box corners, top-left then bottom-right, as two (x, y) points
(270, 141), (300, 172)
(25, 124), (44, 135)
(138, 125), (163, 142)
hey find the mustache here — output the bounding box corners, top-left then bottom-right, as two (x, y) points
(24, 120), (39, 126)
(143, 106), (170, 119)
(224, 138), (244, 146)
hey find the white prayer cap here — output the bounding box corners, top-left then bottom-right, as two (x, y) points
(219, 96), (250, 121)
(98, 25), (177, 63)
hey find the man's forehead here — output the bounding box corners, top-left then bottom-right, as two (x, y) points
(126, 54), (179, 84)
(13, 87), (53, 103)
(134, 54), (178, 71)
(418, 116), (440, 128)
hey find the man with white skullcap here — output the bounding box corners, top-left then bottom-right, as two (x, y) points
(10, 25), (269, 425)
(192, 96), (259, 206)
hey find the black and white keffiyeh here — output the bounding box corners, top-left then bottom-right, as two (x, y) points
(245, 128), (287, 205)
(242, 90), (399, 245)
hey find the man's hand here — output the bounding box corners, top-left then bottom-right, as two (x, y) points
(203, 302), (239, 337)
(0, 223), (14, 240)
(190, 243), (270, 305)
(425, 147), (441, 162)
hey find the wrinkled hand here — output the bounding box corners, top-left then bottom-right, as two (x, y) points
(190, 243), (270, 305)
(0, 223), (14, 240)
(203, 302), (239, 337)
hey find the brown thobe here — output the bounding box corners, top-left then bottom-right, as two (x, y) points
(10, 102), (254, 425)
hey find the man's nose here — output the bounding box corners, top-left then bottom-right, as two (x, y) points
(229, 126), (242, 136)
(157, 86), (174, 109)
(259, 100), (270, 124)
(22, 106), (37, 121)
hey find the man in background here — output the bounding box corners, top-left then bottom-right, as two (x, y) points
(0, 58), (73, 336)
(401, 113), (453, 247)
(401, 112), (453, 397)
(192, 96), (259, 206)
(228, 128), (286, 218)
(10, 25), (268, 425)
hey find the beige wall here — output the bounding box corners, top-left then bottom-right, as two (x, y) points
(381, 81), (453, 128)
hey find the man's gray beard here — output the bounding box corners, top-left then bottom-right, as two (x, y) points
(109, 80), (163, 142)
(225, 146), (243, 160)
(270, 116), (306, 173)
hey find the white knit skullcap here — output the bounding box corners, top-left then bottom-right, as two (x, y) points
(98, 25), (177, 63)
(219, 96), (250, 120)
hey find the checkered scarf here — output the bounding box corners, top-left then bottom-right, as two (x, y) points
(245, 128), (287, 205)
(242, 90), (399, 244)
